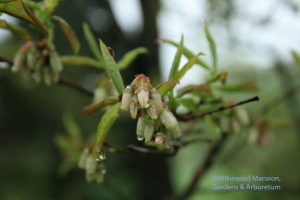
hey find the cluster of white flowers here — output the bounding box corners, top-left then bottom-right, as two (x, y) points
(121, 74), (181, 145)
(78, 149), (106, 183)
(12, 40), (63, 85)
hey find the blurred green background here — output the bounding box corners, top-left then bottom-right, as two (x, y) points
(1, 0), (300, 199)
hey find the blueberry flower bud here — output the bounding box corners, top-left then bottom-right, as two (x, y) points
(144, 120), (155, 142)
(146, 103), (158, 120)
(160, 108), (181, 138)
(136, 117), (146, 139)
(121, 86), (132, 111)
(130, 98), (138, 119)
(85, 156), (97, 175)
(138, 89), (149, 108)
(50, 50), (63, 74)
(150, 88), (164, 114)
(78, 148), (88, 169)
(26, 47), (37, 69)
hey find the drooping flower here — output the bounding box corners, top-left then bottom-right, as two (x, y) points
(11, 39), (63, 85)
(160, 108), (181, 138)
(137, 89), (149, 108)
(121, 86), (132, 111)
(78, 148), (107, 183)
(130, 97), (138, 119)
(143, 120), (155, 142)
(121, 74), (181, 144)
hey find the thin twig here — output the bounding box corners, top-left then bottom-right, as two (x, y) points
(103, 137), (213, 157)
(175, 133), (228, 200)
(176, 96), (259, 121)
(58, 76), (93, 97)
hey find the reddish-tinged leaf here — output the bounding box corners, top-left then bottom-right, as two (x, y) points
(53, 16), (80, 53)
(0, 0), (48, 33)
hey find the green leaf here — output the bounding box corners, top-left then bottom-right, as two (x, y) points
(174, 53), (203, 81)
(99, 39), (124, 94)
(291, 50), (300, 66)
(0, 0), (48, 33)
(156, 80), (178, 96)
(213, 82), (258, 92)
(94, 102), (121, 155)
(117, 47), (148, 70)
(82, 22), (102, 61)
(169, 34), (184, 80)
(159, 38), (209, 69)
(61, 55), (104, 69)
(177, 83), (211, 97)
(204, 23), (217, 70)
(0, 18), (31, 39)
(53, 16), (80, 53)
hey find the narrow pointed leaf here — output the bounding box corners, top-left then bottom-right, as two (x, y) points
(204, 23), (217, 70)
(174, 53), (203, 81)
(177, 83), (211, 97)
(157, 80), (178, 96)
(117, 47), (148, 70)
(53, 16), (80, 53)
(83, 23), (102, 61)
(291, 50), (300, 66)
(0, 0), (48, 33)
(169, 34), (184, 80)
(99, 39), (124, 94)
(159, 38), (209, 69)
(61, 55), (104, 69)
(94, 102), (121, 155)
(0, 19), (31, 39)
